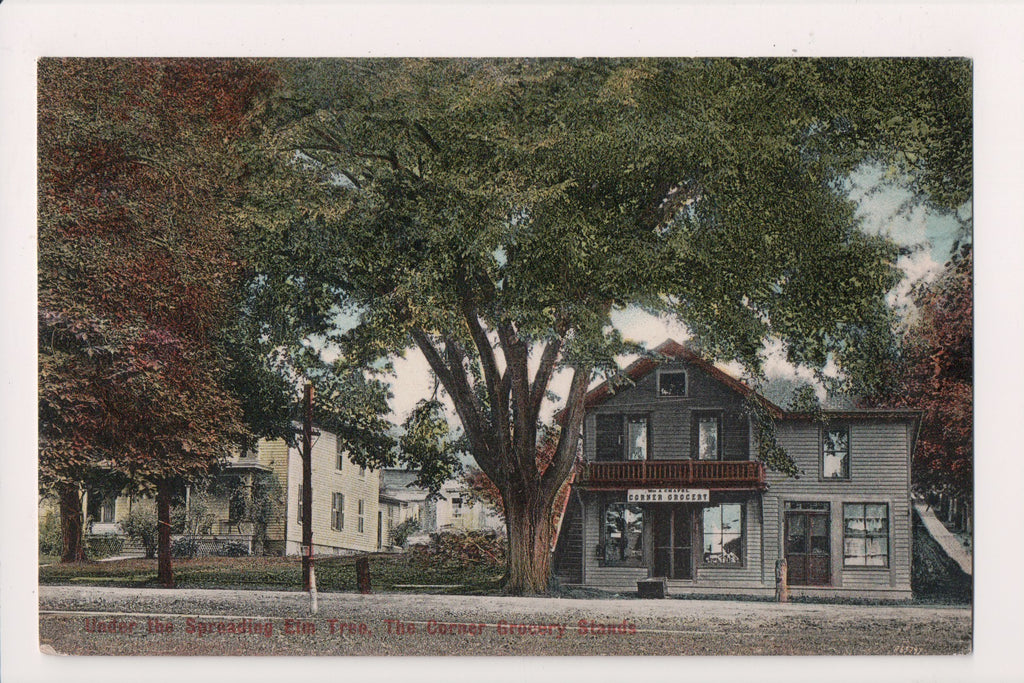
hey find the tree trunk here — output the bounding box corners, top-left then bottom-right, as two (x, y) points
(503, 489), (556, 595)
(58, 482), (86, 563)
(156, 480), (175, 588)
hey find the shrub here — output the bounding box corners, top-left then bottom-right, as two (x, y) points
(120, 509), (159, 559)
(217, 540), (250, 557)
(39, 509), (63, 557)
(389, 518), (421, 547)
(171, 537), (199, 559)
(85, 533), (125, 559)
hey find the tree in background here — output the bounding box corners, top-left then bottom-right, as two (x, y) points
(866, 247), (972, 508)
(38, 59), (279, 581)
(249, 58), (969, 593)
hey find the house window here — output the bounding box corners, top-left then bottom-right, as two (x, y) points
(359, 466), (366, 478)
(822, 426), (850, 479)
(357, 499), (365, 533)
(702, 503), (743, 565)
(843, 503), (889, 567)
(601, 503), (645, 567)
(336, 441), (345, 471)
(297, 485), (303, 524)
(657, 369), (687, 397)
(693, 412), (722, 461)
(331, 493), (345, 531)
(626, 416), (648, 461)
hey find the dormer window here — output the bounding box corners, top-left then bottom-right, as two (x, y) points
(657, 369), (687, 397)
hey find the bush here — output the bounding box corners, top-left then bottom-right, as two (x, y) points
(86, 534), (125, 559)
(120, 509), (158, 559)
(171, 537), (199, 559)
(39, 509), (63, 557)
(389, 518), (421, 547)
(217, 541), (250, 557)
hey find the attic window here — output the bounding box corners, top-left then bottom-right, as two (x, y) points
(657, 370), (687, 397)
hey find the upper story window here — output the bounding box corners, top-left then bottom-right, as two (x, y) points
(693, 412), (722, 461)
(657, 369), (688, 397)
(336, 441), (345, 471)
(821, 426), (850, 479)
(626, 416), (648, 461)
(595, 414), (650, 461)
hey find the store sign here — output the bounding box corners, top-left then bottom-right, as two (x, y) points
(627, 488), (709, 503)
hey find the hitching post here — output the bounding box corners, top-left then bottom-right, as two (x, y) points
(775, 558), (789, 603)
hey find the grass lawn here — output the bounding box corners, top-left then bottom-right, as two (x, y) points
(38, 553), (505, 594)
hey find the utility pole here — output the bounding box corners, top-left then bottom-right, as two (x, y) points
(301, 383), (317, 611)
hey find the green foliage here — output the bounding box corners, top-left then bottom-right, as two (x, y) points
(120, 509), (159, 559)
(787, 383), (824, 415)
(389, 517), (421, 547)
(247, 58), (970, 591)
(397, 400), (464, 493)
(85, 534), (125, 559)
(39, 508), (64, 557)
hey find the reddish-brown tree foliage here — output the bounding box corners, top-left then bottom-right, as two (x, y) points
(38, 59), (276, 578)
(865, 247), (972, 501)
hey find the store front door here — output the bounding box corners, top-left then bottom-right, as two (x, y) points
(785, 503), (831, 585)
(652, 506), (692, 579)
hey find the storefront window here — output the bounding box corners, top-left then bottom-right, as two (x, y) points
(602, 503), (645, 567)
(702, 503), (743, 565)
(843, 503), (889, 567)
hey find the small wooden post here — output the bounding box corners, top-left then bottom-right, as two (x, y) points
(775, 558), (789, 603)
(356, 556), (372, 594)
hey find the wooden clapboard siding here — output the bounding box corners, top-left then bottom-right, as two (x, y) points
(257, 438), (291, 543)
(585, 360), (751, 462)
(765, 419), (913, 593)
(259, 431), (382, 555)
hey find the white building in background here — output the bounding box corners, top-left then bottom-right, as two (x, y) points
(379, 468), (504, 549)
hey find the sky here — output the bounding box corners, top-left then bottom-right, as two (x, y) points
(383, 161), (970, 424)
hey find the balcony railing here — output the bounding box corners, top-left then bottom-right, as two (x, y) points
(579, 459), (767, 490)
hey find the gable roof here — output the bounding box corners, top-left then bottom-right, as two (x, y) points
(577, 339), (787, 418)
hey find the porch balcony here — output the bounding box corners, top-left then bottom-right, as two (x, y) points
(578, 459), (767, 491)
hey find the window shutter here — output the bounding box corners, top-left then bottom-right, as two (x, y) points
(596, 414), (624, 461)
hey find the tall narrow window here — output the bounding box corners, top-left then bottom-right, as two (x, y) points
(693, 412), (722, 461)
(357, 499), (365, 533)
(297, 485), (303, 524)
(331, 493), (345, 531)
(822, 427), (850, 479)
(626, 416), (648, 461)
(336, 440), (345, 471)
(595, 414), (624, 461)
(843, 503), (889, 567)
(702, 503), (743, 565)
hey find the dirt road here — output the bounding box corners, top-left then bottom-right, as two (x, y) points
(39, 586), (971, 656)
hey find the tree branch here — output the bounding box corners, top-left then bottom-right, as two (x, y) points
(409, 327), (504, 487)
(541, 364), (591, 501)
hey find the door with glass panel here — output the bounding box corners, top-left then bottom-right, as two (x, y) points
(652, 507), (692, 579)
(784, 502), (831, 586)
